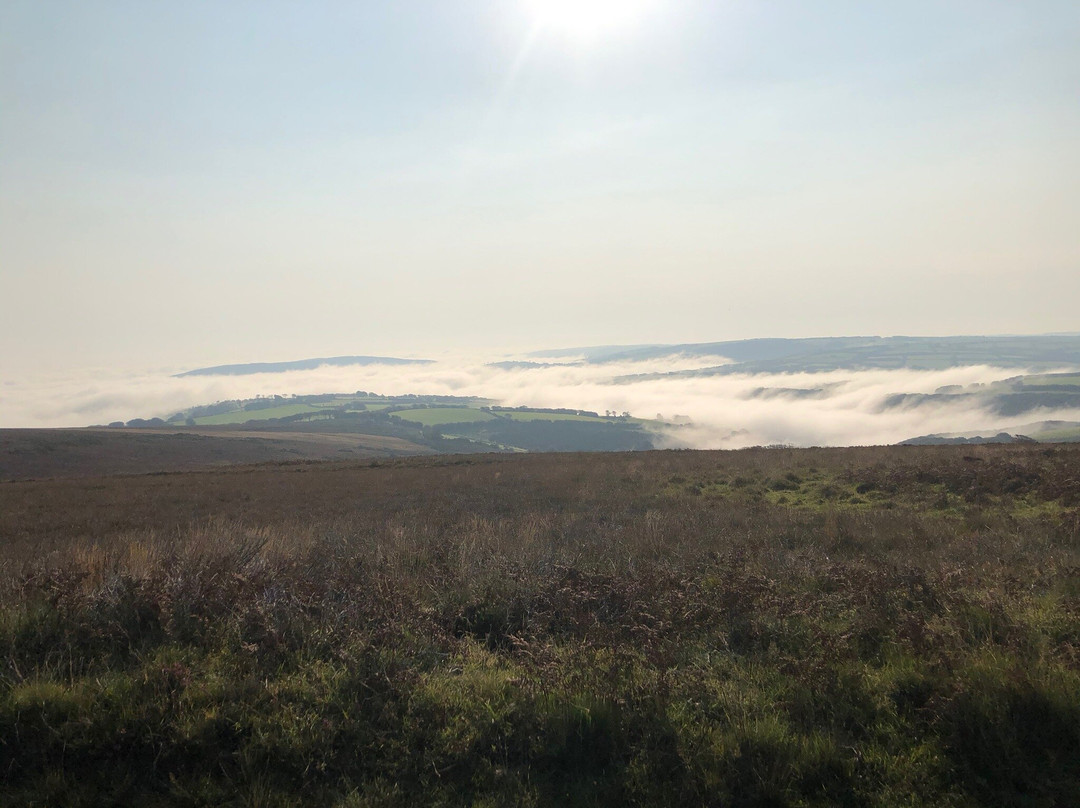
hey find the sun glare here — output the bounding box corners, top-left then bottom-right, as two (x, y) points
(525, 0), (656, 42)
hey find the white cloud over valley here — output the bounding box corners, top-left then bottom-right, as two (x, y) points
(4, 355), (1079, 448)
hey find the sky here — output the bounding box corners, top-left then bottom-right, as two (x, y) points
(2, 0), (1079, 380)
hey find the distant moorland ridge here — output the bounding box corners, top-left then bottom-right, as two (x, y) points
(176, 355), (433, 377)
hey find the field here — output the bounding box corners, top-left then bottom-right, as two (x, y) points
(178, 399), (635, 432)
(1, 445), (1079, 806)
(394, 409), (632, 424)
(185, 396), (406, 426)
(1020, 374), (1080, 387)
(1035, 425), (1080, 443)
(390, 408), (497, 426)
(499, 411), (613, 423)
(192, 404), (329, 425)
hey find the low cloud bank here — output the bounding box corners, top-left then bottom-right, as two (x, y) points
(3, 355), (1079, 447)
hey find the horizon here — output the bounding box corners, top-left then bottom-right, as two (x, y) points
(7, 328), (1080, 381)
(5, 332), (1080, 447)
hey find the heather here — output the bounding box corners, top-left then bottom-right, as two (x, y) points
(2, 445), (1078, 806)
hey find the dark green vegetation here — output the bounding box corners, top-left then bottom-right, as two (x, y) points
(441, 417), (654, 452)
(2, 445), (1079, 806)
(168, 394), (489, 427)
(0, 402), (658, 482)
(152, 395), (662, 455)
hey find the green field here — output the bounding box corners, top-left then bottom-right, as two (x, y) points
(1022, 374), (1080, 387)
(178, 396), (647, 431)
(189, 397), (415, 424)
(193, 403), (327, 425)
(309, 398), (354, 408)
(1035, 426), (1080, 442)
(393, 407), (645, 428)
(390, 407), (496, 426)
(497, 411), (607, 422)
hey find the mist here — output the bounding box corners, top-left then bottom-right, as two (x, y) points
(4, 353), (1079, 448)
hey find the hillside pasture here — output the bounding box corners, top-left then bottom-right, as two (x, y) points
(390, 407), (496, 426)
(193, 403), (327, 425)
(497, 411), (610, 422)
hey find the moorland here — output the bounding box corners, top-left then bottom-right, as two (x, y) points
(1, 444), (1078, 806)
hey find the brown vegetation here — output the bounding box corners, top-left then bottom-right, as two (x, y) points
(0, 428), (429, 481)
(1, 445), (1079, 805)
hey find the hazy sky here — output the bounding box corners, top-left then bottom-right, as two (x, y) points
(2, 1), (1078, 376)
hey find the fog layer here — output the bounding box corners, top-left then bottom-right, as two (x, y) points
(3, 354), (1079, 447)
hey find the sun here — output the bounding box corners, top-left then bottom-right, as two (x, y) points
(524, 0), (656, 43)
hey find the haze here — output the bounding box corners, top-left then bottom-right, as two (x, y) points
(5, 355), (1080, 449)
(2, 2), (1078, 377)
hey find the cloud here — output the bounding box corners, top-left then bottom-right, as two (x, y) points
(3, 354), (1079, 447)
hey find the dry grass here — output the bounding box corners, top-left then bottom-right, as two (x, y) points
(1, 445), (1079, 805)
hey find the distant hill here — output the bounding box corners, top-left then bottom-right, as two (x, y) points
(577, 337), (878, 365)
(93, 394), (664, 461)
(590, 334), (1080, 377)
(176, 355), (433, 377)
(899, 432), (1037, 446)
(527, 344), (668, 362)
(900, 419), (1080, 446)
(177, 336), (1080, 378)
(486, 361), (569, 370)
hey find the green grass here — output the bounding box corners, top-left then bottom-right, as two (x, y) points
(498, 411), (607, 422)
(1021, 373), (1080, 387)
(310, 397), (357, 408)
(390, 407), (496, 426)
(497, 412), (655, 425)
(193, 403), (327, 425)
(662, 457), (1080, 517)
(1035, 426), (1080, 442)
